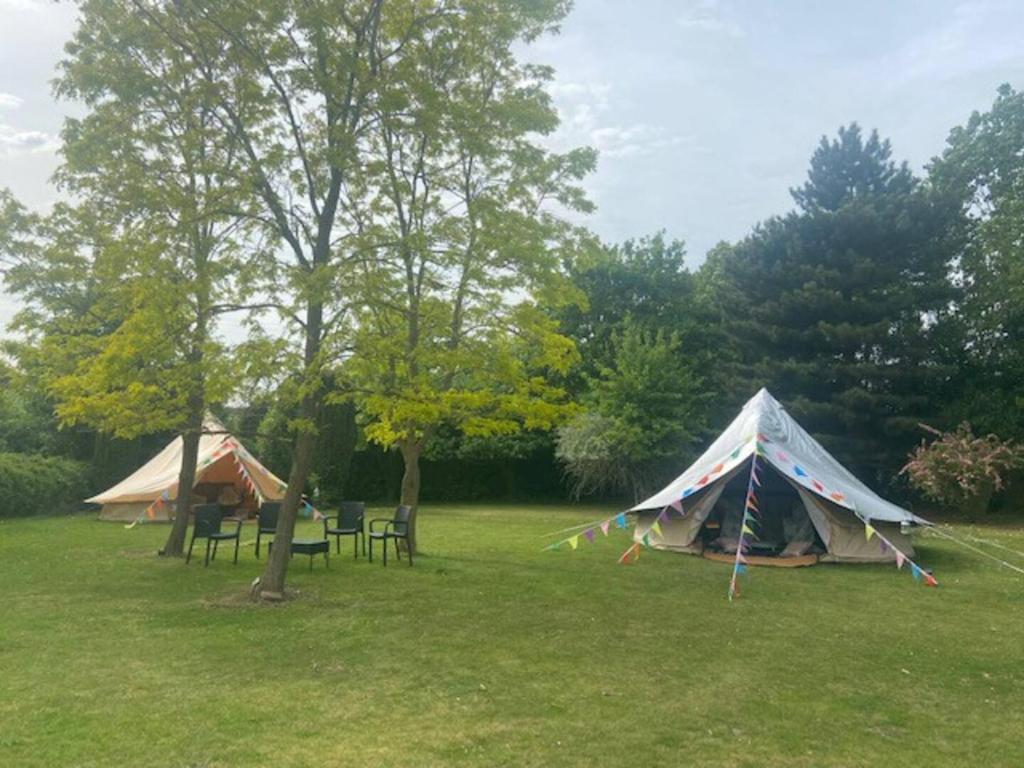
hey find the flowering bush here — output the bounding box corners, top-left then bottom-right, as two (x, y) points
(901, 423), (1021, 517)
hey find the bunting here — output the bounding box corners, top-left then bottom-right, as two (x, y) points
(124, 487), (173, 529)
(859, 516), (936, 588)
(542, 499), (688, 557)
(618, 542), (641, 564)
(729, 455), (762, 601)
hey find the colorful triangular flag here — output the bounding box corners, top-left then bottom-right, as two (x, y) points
(583, 528), (595, 543)
(895, 551), (906, 570)
(651, 521), (662, 538)
(568, 535), (579, 550)
(600, 520), (610, 536)
(864, 523), (876, 542)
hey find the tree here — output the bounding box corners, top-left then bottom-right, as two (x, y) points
(341, 0), (590, 551)
(120, 0), (415, 597)
(928, 84), (1024, 440)
(556, 318), (707, 501)
(711, 124), (957, 483)
(12, 2), (257, 557)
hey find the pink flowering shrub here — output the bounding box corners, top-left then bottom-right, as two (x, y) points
(901, 423), (1021, 517)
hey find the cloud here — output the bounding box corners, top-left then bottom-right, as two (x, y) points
(547, 80), (693, 160)
(590, 124), (693, 159)
(0, 123), (57, 155)
(873, 0), (1024, 87)
(0, 0), (47, 10)
(676, 0), (744, 39)
(0, 93), (23, 109)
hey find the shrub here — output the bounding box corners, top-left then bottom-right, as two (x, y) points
(901, 423), (1022, 518)
(0, 453), (92, 518)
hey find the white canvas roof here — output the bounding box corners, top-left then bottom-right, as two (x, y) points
(630, 388), (927, 525)
(86, 416), (286, 505)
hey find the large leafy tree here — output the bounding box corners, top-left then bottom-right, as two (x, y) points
(556, 234), (722, 499)
(123, 0), (417, 596)
(929, 84), (1024, 440)
(10, 2), (258, 557)
(711, 124), (957, 483)
(556, 317), (708, 501)
(343, 0), (590, 550)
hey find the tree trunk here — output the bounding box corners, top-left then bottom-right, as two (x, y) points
(161, 408), (204, 557)
(258, 426), (317, 599)
(258, 295), (324, 599)
(399, 438), (422, 554)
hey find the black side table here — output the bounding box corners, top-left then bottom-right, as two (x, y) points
(269, 538), (330, 571)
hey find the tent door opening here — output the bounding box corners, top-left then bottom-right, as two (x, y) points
(699, 460), (826, 559)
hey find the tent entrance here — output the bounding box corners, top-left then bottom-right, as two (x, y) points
(695, 459), (827, 561)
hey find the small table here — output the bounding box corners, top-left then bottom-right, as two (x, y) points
(269, 538), (330, 571)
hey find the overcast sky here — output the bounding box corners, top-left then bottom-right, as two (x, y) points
(2, 0), (1024, 327)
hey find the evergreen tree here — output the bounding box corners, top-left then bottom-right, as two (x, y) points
(714, 124), (957, 484)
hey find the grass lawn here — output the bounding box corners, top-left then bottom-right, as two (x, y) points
(1, 505), (1023, 767)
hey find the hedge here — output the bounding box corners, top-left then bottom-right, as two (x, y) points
(0, 453), (93, 518)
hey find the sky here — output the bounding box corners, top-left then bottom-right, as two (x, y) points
(2, 0), (1024, 326)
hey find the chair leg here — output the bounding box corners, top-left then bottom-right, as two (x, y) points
(383, 537), (388, 567)
(362, 530), (367, 556)
(186, 535), (195, 564)
(395, 538), (402, 561)
(233, 537), (239, 564)
(369, 536), (374, 562)
(204, 539), (211, 567)
(407, 537), (413, 567)
(353, 532), (357, 559)
(212, 539), (219, 561)
(325, 547), (330, 570)
(255, 531), (261, 559)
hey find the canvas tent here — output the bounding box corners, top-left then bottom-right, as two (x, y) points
(632, 389), (927, 564)
(88, 416), (286, 522)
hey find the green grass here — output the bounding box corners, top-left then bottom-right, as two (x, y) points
(1, 505), (1023, 767)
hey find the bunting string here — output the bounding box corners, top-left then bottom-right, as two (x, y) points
(124, 487), (172, 529)
(729, 453), (762, 601)
(859, 516), (938, 587)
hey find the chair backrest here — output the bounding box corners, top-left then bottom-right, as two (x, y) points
(258, 502), (281, 530)
(393, 504), (412, 532)
(193, 504), (223, 538)
(338, 501), (365, 528)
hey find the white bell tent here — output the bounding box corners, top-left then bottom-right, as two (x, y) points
(631, 389), (928, 565)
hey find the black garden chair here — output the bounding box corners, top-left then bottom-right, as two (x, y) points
(323, 501), (366, 558)
(255, 501), (281, 559)
(368, 504), (413, 567)
(186, 504), (242, 567)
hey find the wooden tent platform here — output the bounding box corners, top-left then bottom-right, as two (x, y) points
(702, 551), (819, 568)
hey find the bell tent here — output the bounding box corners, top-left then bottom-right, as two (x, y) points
(631, 388), (928, 566)
(88, 416), (286, 522)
